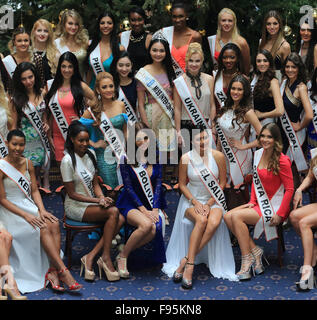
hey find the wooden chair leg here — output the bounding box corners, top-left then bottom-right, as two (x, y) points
(277, 225), (284, 267)
(65, 228), (72, 269)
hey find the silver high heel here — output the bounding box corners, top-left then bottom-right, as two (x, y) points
(173, 256), (188, 283)
(251, 246), (270, 275)
(296, 265), (316, 291)
(237, 253), (255, 281)
(181, 261), (194, 289)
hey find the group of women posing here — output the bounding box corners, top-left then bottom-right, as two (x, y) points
(0, 2), (317, 298)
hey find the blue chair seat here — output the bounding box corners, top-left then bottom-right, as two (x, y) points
(64, 217), (103, 228)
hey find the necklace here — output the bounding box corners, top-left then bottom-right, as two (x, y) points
(186, 71), (202, 100)
(59, 87), (71, 93)
(34, 49), (46, 58)
(130, 32), (145, 43)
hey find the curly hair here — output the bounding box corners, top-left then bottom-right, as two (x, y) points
(257, 122), (283, 175)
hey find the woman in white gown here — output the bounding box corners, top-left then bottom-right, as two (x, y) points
(162, 126), (238, 288)
(0, 129), (82, 294)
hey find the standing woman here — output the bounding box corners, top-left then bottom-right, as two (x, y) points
(250, 49), (284, 141)
(224, 123), (294, 280)
(174, 42), (216, 146)
(45, 52), (94, 164)
(215, 75), (262, 189)
(54, 9), (89, 78)
(10, 62), (50, 187)
(116, 122), (167, 277)
(86, 11), (124, 89)
(80, 72), (127, 189)
(60, 121), (124, 282)
(307, 68), (317, 159)
(208, 8), (250, 75)
(31, 18), (60, 86)
(162, 125), (237, 289)
(0, 129), (82, 293)
(110, 51), (139, 124)
(120, 7), (152, 73)
(278, 53), (313, 187)
(296, 21), (317, 79)
(213, 42), (243, 110)
(136, 35), (176, 153)
(258, 10), (291, 82)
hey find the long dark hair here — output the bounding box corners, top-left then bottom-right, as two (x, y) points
(12, 62), (42, 128)
(310, 67), (317, 104)
(215, 42), (243, 81)
(253, 49), (276, 100)
(217, 74), (251, 128)
(45, 52), (84, 117)
(86, 11), (121, 70)
(64, 120), (97, 170)
(282, 52), (307, 84)
(147, 38), (176, 87)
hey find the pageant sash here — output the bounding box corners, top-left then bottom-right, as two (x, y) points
(87, 108), (126, 162)
(0, 159), (32, 201)
(24, 102), (51, 167)
(135, 68), (175, 127)
(54, 38), (69, 54)
(89, 43), (106, 76)
(215, 122), (244, 186)
(121, 30), (131, 50)
(2, 55), (17, 78)
(118, 87), (137, 124)
(46, 79), (54, 91)
(74, 153), (95, 197)
(253, 148), (281, 241)
(131, 164), (166, 236)
(309, 89), (317, 135)
(311, 148), (317, 180)
(250, 75), (258, 92)
(48, 92), (69, 141)
(189, 150), (227, 212)
(207, 35), (217, 69)
(160, 26), (184, 78)
(214, 71), (227, 107)
(279, 80), (308, 172)
(0, 132), (8, 158)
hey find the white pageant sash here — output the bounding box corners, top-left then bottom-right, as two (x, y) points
(160, 26), (184, 78)
(121, 30), (131, 50)
(135, 68), (175, 127)
(309, 89), (317, 135)
(2, 55), (17, 79)
(87, 108), (126, 162)
(0, 159), (32, 201)
(54, 38), (69, 54)
(74, 153), (95, 197)
(253, 148), (281, 241)
(118, 87), (137, 124)
(215, 122), (244, 186)
(250, 75), (258, 92)
(131, 164), (166, 236)
(24, 102), (51, 167)
(279, 80), (308, 172)
(0, 132), (8, 159)
(214, 71), (227, 107)
(89, 43), (106, 76)
(48, 92), (69, 141)
(207, 35), (217, 69)
(189, 150), (227, 212)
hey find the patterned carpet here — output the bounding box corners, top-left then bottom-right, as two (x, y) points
(20, 183), (317, 301)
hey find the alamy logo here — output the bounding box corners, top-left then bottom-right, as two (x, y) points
(299, 5), (315, 28)
(0, 5), (13, 31)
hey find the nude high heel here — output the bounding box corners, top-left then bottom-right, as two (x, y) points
(115, 254), (130, 279)
(80, 255), (95, 281)
(3, 284), (27, 300)
(97, 257), (120, 281)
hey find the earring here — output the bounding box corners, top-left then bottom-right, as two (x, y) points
(97, 94), (101, 100)
(12, 46), (16, 54)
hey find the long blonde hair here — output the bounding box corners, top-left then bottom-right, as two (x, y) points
(216, 8), (240, 42)
(259, 10), (284, 59)
(0, 78), (13, 128)
(54, 9), (89, 49)
(31, 19), (59, 75)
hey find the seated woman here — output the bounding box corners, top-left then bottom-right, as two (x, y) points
(60, 121), (124, 282)
(116, 122), (167, 278)
(224, 123), (294, 280)
(0, 224), (27, 299)
(162, 125), (237, 289)
(289, 147), (317, 291)
(0, 129), (81, 294)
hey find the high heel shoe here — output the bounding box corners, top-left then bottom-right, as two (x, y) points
(296, 265), (316, 291)
(115, 254), (130, 279)
(58, 268), (82, 292)
(0, 281), (7, 300)
(173, 256), (188, 283)
(80, 255), (95, 281)
(3, 284), (27, 300)
(44, 268), (65, 292)
(97, 257), (120, 281)
(251, 246), (269, 275)
(181, 261), (194, 290)
(236, 253), (255, 281)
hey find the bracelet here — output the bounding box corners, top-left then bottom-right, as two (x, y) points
(295, 189), (302, 193)
(189, 197), (194, 205)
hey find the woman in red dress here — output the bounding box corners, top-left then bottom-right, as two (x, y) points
(224, 123), (294, 280)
